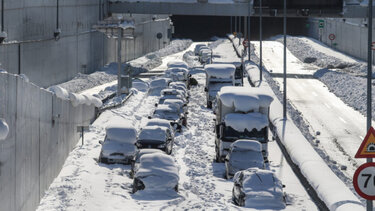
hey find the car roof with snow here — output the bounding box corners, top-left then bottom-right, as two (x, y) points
(205, 64), (236, 79)
(224, 113), (268, 132)
(138, 126), (169, 141)
(135, 149), (167, 161)
(105, 119), (137, 144)
(155, 104), (180, 113)
(161, 88), (183, 95)
(170, 81), (187, 88)
(166, 67), (188, 74)
(163, 99), (184, 106)
(217, 86), (274, 112)
(150, 78), (171, 89)
(234, 168), (285, 209)
(135, 153), (179, 190)
(231, 140), (262, 152)
(167, 61), (188, 69)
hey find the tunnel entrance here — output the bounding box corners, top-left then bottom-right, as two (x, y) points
(171, 15), (309, 41)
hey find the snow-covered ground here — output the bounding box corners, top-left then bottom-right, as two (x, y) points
(250, 39), (372, 205)
(37, 41), (318, 211)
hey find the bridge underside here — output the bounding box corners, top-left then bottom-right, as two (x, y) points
(109, 1), (371, 18)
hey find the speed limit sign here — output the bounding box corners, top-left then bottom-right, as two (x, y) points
(353, 162), (375, 200)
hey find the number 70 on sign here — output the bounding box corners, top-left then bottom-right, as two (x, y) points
(354, 163), (375, 200)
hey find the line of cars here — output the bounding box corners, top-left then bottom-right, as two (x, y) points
(98, 61), (191, 193)
(202, 62), (287, 209)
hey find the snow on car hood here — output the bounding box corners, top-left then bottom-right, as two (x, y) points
(218, 86), (273, 113)
(235, 168), (285, 209)
(101, 141), (137, 158)
(139, 126), (167, 142)
(167, 61), (188, 69)
(205, 64), (236, 79)
(224, 113), (268, 132)
(105, 120), (137, 144)
(135, 154), (179, 190)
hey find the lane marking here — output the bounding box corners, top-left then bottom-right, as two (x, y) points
(338, 117), (347, 124)
(324, 103), (331, 109)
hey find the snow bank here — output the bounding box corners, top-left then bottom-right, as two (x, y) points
(0, 118), (9, 140)
(106, 119), (137, 143)
(205, 64), (236, 79)
(224, 113), (268, 132)
(139, 126), (167, 141)
(69, 92), (102, 107)
(231, 140), (262, 152)
(48, 85), (70, 100)
(135, 153), (179, 191)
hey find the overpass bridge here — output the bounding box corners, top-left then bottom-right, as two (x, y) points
(108, 0), (372, 18)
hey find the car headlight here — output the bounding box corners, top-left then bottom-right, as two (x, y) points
(157, 144), (166, 148)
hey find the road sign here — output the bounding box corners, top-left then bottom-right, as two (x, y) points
(319, 20), (324, 28)
(156, 32), (163, 39)
(353, 162), (375, 200)
(243, 39), (249, 47)
(329, 33), (336, 41)
(356, 127), (375, 158)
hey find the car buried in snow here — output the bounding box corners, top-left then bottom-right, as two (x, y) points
(165, 67), (190, 85)
(130, 149), (167, 178)
(194, 44), (207, 55)
(167, 60), (188, 69)
(151, 104), (186, 131)
(136, 126), (174, 154)
(169, 81), (189, 94)
(232, 168), (286, 209)
(224, 140), (265, 179)
(145, 118), (176, 135)
(98, 120), (138, 164)
(133, 153), (179, 193)
(159, 88), (188, 104)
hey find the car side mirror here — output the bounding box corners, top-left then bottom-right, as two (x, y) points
(282, 184), (286, 188)
(148, 116), (152, 119)
(204, 87), (208, 92)
(99, 140), (104, 145)
(155, 103), (158, 107)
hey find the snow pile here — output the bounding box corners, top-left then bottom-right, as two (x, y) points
(231, 139), (262, 152)
(58, 39), (192, 94)
(205, 64), (236, 79)
(273, 36), (370, 77)
(224, 112), (268, 132)
(135, 153), (179, 191)
(69, 92), (102, 107)
(234, 168), (286, 209)
(47, 85), (70, 100)
(106, 119), (137, 143)
(19, 74), (30, 82)
(138, 126), (167, 141)
(0, 118), (9, 140)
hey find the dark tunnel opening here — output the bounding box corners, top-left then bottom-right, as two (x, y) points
(171, 15), (309, 41)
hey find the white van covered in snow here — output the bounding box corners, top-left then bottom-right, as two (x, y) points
(204, 64), (236, 108)
(214, 86), (273, 162)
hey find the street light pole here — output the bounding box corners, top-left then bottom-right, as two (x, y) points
(283, 0), (287, 119)
(247, 0), (251, 61)
(259, 0), (263, 82)
(366, 0), (373, 209)
(117, 28), (122, 96)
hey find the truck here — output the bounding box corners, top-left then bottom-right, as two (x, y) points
(204, 64), (236, 108)
(214, 86), (273, 162)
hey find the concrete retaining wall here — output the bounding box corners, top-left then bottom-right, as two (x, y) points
(308, 18), (375, 64)
(0, 0), (171, 87)
(0, 72), (96, 211)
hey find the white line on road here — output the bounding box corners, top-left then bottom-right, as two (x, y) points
(338, 117), (347, 124)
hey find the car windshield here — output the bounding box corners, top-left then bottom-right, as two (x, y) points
(222, 127), (266, 141)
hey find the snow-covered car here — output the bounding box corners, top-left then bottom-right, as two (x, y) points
(225, 140), (265, 179)
(194, 44), (206, 55)
(232, 168), (286, 209)
(162, 99), (187, 113)
(170, 81), (188, 91)
(165, 67), (189, 81)
(136, 126), (174, 154)
(99, 121), (138, 164)
(200, 49), (212, 64)
(149, 78), (172, 90)
(167, 61), (188, 69)
(159, 88), (188, 104)
(152, 104), (186, 130)
(145, 118), (175, 135)
(133, 153), (179, 193)
(130, 149), (167, 178)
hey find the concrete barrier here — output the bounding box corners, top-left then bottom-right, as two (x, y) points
(0, 72), (96, 211)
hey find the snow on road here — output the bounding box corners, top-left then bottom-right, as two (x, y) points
(37, 41), (317, 211)
(252, 40), (369, 191)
